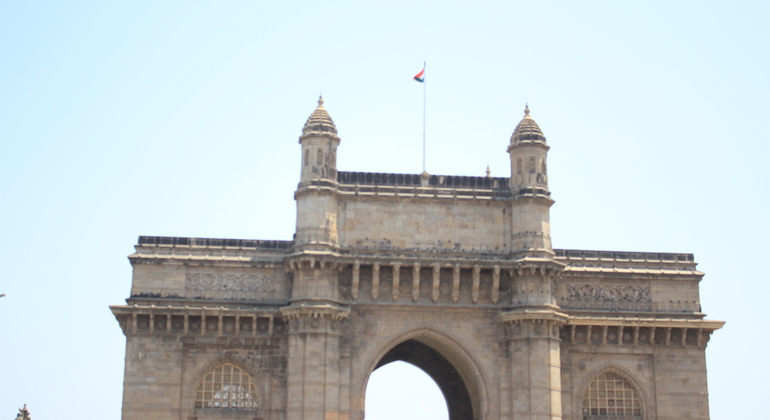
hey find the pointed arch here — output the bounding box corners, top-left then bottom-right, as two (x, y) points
(192, 362), (259, 410)
(360, 328), (488, 420)
(578, 367), (646, 418)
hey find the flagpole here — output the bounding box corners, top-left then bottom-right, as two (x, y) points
(422, 61), (426, 173)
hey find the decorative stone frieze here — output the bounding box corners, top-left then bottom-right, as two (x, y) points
(185, 273), (277, 292)
(566, 284), (651, 303)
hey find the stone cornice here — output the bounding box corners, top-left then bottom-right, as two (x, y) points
(566, 315), (724, 330)
(562, 266), (703, 279)
(500, 307), (570, 324)
(110, 304), (284, 337)
(128, 253), (284, 267)
(500, 307), (568, 340)
(563, 316), (724, 348)
(111, 304), (281, 317)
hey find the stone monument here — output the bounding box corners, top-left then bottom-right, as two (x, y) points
(111, 98), (723, 420)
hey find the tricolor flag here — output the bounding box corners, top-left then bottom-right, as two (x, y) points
(413, 66), (425, 83)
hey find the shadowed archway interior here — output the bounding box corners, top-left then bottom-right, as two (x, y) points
(374, 339), (474, 420)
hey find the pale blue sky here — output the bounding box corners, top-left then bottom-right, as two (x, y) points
(1, 1), (768, 419)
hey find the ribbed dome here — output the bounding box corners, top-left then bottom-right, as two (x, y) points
(510, 105), (546, 144)
(302, 96), (338, 136)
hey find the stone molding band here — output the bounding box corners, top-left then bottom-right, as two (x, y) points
(110, 305), (280, 337)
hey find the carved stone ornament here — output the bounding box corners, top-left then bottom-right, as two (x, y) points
(185, 273), (277, 292)
(566, 284), (651, 303)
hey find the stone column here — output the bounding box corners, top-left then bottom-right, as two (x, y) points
(281, 304), (350, 420)
(502, 310), (567, 420)
(502, 261), (565, 420)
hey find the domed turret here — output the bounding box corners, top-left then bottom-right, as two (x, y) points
(298, 96), (340, 184)
(295, 96), (341, 249)
(508, 105), (550, 191)
(509, 105), (546, 145)
(506, 104), (554, 256)
(301, 96), (338, 137)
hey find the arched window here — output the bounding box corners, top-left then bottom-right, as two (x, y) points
(582, 372), (641, 418)
(194, 363), (259, 410)
(305, 150), (309, 167)
(317, 149), (323, 165)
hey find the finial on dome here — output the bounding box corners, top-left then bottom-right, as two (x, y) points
(318, 95), (324, 106)
(485, 165), (491, 178)
(524, 104), (530, 116)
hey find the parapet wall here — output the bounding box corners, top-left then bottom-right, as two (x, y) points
(335, 171), (515, 251)
(128, 236), (291, 302)
(127, 236), (705, 316)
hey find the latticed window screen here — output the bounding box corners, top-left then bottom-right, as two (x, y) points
(582, 372), (642, 417)
(194, 363), (259, 410)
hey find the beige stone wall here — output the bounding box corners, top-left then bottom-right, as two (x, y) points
(128, 242), (289, 301)
(115, 299), (717, 420)
(113, 240), (721, 420)
(177, 337), (288, 420)
(295, 191), (339, 246)
(561, 347), (657, 420)
(560, 343), (711, 420)
(337, 196), (510, 252)
(118, 248), (713, 420)
(120, 335), (184, 420)
(119, 322), (288, 420)
(130, 264), (289, 301)
(557, 275), (702, 313)
(652, 347), (711, 420)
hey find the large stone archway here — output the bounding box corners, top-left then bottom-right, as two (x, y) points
(372, 339), (473, 420)
(357, 327), (488, 420)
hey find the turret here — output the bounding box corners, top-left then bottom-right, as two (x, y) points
(299, 96), (339, 184)
(507, 105), (554, 256)
(294, 96), (340, 249)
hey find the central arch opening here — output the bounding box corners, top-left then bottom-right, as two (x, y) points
(365, 361), (448, 420)
(365, 339), (475, 420)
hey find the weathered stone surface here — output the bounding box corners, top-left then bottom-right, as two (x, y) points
(111, 102), (723, 420)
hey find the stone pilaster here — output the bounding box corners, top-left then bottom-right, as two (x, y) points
(281, 303), (350, 420)
(502, 309), (568, 420)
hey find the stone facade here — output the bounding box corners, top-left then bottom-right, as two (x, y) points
(111, 99), (723, 420)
